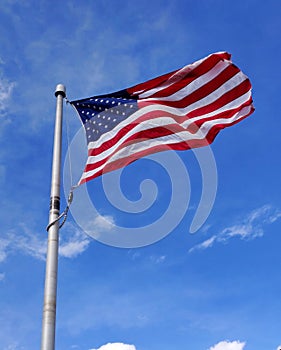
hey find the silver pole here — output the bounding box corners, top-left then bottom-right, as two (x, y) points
(41, 84), (66, 350)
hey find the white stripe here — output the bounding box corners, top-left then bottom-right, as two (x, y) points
(178, 72), (247, 113)
(86, 90), (251, 164)
(181, 90), (251, 127)
(139, 60), (228, 100)
(81, 104), (252, 181)
(142, 69), (247, 103)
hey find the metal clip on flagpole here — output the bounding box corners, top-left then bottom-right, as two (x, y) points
(46, 189), (74, 231)
(41, 84), (66, 350)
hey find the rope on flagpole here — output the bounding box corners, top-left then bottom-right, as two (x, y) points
(46, 188), (75, 231)
(46, 97), (79, 232)
(65, 96), (75, 188)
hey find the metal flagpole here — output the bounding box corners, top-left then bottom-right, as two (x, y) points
(41, 84), (66, 350)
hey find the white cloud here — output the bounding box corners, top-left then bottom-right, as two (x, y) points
(90, 343), (136, 350)
(0, 76), (15, 116)
(0, 273), (5, 281)
(3, 344), (21, 350)
(190, 205), (281, 252)
(59, 222), (90, 258)
(0, 221), (92, 263)
(0, 237), (10, 263)
(276, 346), (281, 350)
(82, 214), (116, 240)
(149, 255), (166, 264)
(93, 214), (115, 231)
(209, 340), (246, 350)
(9, 225), (47, 261)
(0, 226), (46, 263)
(189, 236), (216, 253)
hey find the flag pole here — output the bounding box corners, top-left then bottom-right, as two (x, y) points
(41, 84), (66, 350)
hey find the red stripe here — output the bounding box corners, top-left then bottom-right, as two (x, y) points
(138, 64), (241, 109)
(138, 54), (231, 99)
(127, 70), (178, 95)
(127, 52), (231, 97)
(181, 79), (252, 120)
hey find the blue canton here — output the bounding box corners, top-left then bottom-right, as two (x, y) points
(73, 91), (138, 142)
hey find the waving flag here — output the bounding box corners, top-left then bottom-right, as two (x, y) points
(71, 52), (254, 185)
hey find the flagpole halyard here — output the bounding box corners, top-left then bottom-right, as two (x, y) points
(41, 84), (66, 350)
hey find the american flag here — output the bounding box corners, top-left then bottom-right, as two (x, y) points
(71, 52), (254, 185)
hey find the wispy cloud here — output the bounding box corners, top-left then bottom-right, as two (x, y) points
(59, 222), (90, 258)
(0, 72), (15, 116)
(209, 340), (246, 350)
(0, 237), (10, 263)
(81, 214), (116, 241)
(190, 205), (281, 253)
(0, 227), (44, 263)
(149, 255), (166, 264)
(3, 343), (22, 350)
(7, 224), (47, 261)
(0, 221), (92, 263)
(90, 343), (136, 350)
(0, 272), (5, 281)
(93, 214), (115, 231)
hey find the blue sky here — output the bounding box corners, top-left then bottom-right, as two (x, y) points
(0, 1), (281, 350)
